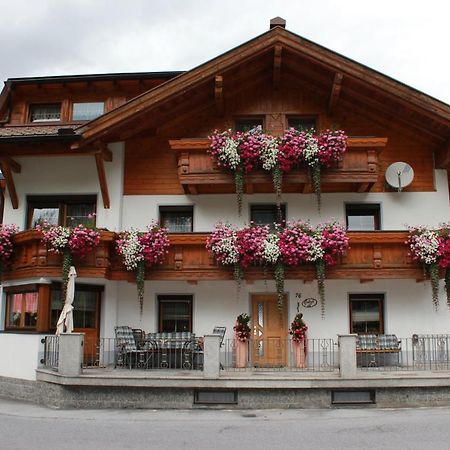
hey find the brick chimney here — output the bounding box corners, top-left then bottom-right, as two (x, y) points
(270, 17), (286, 29)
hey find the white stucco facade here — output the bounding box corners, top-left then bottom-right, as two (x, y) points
(1, 143), (449, 380)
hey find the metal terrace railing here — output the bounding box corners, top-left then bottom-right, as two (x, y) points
(40, 336), (59, 371)
(220, 338), (337, 372)
(357, 335), (450, 371)
(82, 337), (204, 370)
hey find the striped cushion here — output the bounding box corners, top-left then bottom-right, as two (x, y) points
(146, 332), (196, 349)
(115, 326), (137, 352)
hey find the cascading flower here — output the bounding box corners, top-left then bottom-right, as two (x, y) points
(407, 224), (450, 309)
(116, 223), (170, 315)
(277, 128), (306, 172)
(39, 222), (100, 296)
(208, 220), (349, 314)
(233, 313), (251, 342)
(209, 127), (347, 215)
(0, 224), (19, 276)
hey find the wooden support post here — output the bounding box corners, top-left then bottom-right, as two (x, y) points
(328, 72), (343, 115)
(94, 152), (111, 209)
(214, 75), (224, 116)
(0, 157), (20, 209)
(273, 45), (282, 89)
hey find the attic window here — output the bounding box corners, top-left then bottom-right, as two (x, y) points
(30, 104), (61, 122)
(288, 117), (316, 132)
(235, 118), (264, 132)
(72, 102), (104, 121)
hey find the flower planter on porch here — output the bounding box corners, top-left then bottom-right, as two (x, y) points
(292, 339), (306, 368)
(235, 339), (248, 368)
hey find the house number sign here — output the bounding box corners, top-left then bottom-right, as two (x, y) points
(301, 298), (318, 308)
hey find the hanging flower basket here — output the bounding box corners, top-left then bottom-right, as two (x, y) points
(116, 223), (170, 315)
(209, 127), (347, 213)
(207, 220), (349, 315)
(0, 224), (19, 278)
(39, 223), (100, 297)
(407, 223), (450, 309)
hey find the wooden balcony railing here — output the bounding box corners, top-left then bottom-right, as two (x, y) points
(5, 230), (425, 282)
(169, 137), (388, 194)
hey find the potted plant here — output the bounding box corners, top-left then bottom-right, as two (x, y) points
(289, 313), (308, 368)
(233, 313), (251, 368)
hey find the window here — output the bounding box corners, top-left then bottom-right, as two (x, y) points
(235, 117), (264, 132)
(72, 102), (105, 121)
(27, 195), (96, 228)
(288, 117), (316, 132)
(159, 206), (193, 233)
(50, 284), (101, 330)
(29, 104), (61, 122)
(158, 295), (193, 332)
(5, 289), (38, 329)
(349, 294), (384, 334)
(346, 203), (381, 231)
(250, 203), (286, 226)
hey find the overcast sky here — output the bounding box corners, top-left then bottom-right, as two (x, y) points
(0, 0), (449, 104)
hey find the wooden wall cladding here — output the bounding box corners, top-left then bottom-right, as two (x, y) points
(124, 137), (184, 195)
(123, 76), (438, 195)
(4, 230), (430, 283)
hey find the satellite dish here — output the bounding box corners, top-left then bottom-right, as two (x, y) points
(385, 162), (414, 192)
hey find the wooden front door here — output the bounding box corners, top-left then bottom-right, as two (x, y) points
(251, 294), (288, 367)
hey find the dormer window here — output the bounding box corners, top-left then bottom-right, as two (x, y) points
(288, 117), (316, 132)
(72, 102), (104, 121)
(235, 117), (264, 132)
(30, 103), (61, 122)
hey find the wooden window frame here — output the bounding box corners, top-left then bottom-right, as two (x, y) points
(345, 203), (381, 231)
(349, 294), (385, 335)
(159, 205), (194, 233)
(158, 295), (193, 333)
(4, 284), (51, 332)
(28, 103), (62, 123)
(26, 194), (97, 229)
(71, 101), (105, 122)
(250, 203), (286, 226)
(287, 115), (318, 132)
(234, 116), (265, 132)
(49, 283), (102, 332)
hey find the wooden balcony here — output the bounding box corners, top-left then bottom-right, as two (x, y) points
(169, 137), (388, 194)
(5, 230), (426, 283)
(5, 230), (115, 281)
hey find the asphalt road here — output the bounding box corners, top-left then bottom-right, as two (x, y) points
(1, 399), (450, 450)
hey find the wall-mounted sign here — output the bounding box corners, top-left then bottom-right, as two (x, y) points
(302, 298), (318, 308)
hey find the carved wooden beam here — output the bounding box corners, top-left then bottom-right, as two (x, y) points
(328, 72), (343, 115)
(273, 45), (282, 89)
(0, 158), (19, 209)
(94, 148), (111, 209)
(214, 75), (224, 116)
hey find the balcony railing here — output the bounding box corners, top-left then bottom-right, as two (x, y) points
(169, 137), (388, 194)
(6, 230), (424, 282)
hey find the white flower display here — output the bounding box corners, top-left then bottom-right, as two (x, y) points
(262, 233), (281, 264)
(117, 228), (144, 270)
(307, 233), (325, 262)
(260, 136), (279, 171)
(303, 133), (319, 167)
(218, 138), (241, 170)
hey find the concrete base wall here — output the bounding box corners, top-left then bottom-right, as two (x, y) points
(3, 375), (450, 410)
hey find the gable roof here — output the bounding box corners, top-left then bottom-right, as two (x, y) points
(75, 26), (450, 147)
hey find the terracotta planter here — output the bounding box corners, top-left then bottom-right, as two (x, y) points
(292, 339), (306, 368)
(235, 339), (248, 368)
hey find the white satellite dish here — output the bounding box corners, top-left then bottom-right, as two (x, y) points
(385, 162), (414, 192)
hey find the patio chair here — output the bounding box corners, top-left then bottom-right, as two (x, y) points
(114, 326), (154, 369)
